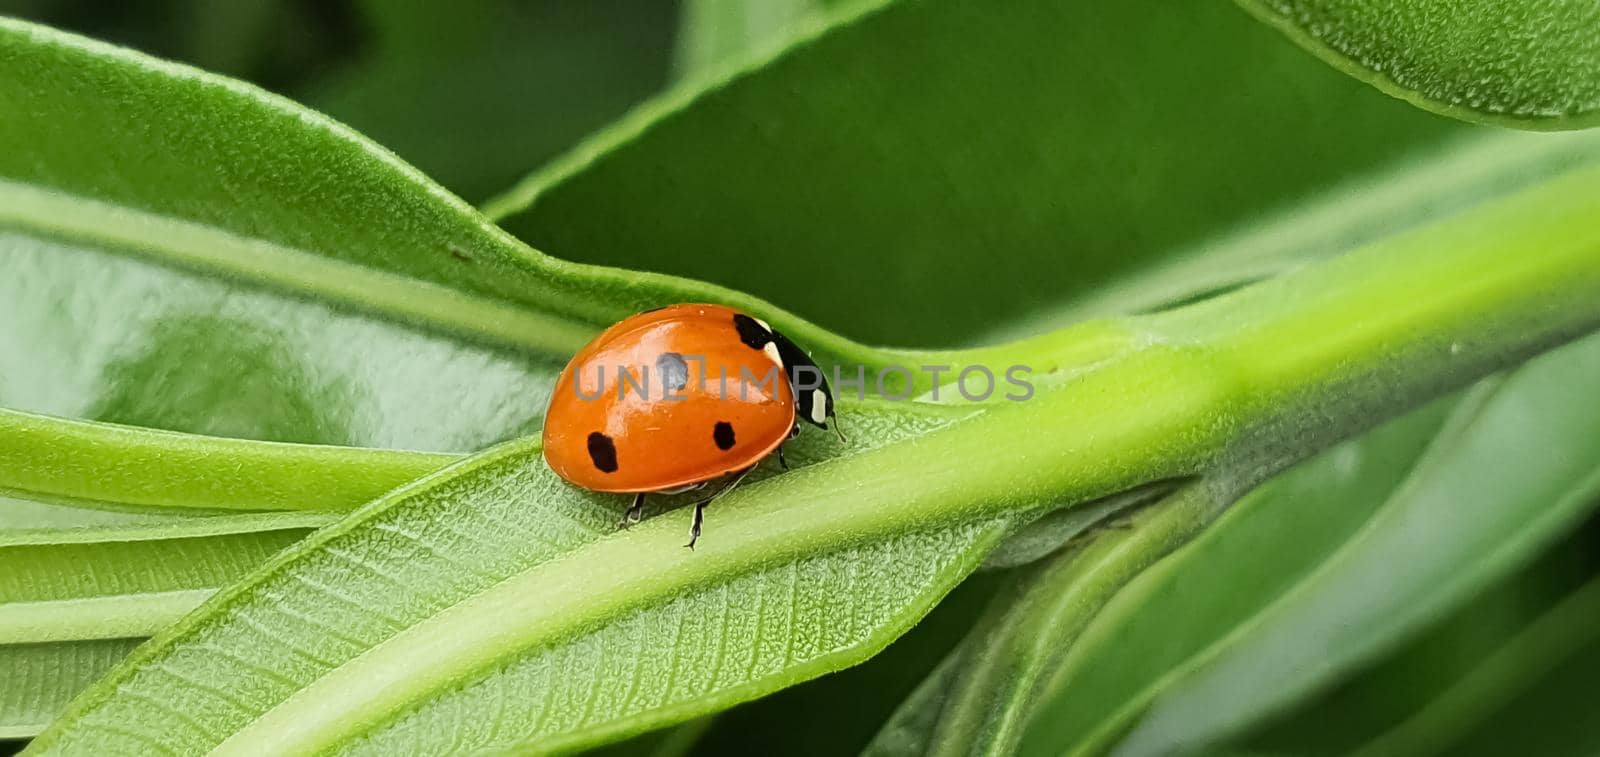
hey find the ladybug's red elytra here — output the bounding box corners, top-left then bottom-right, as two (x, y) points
(543, 304), (839, 547)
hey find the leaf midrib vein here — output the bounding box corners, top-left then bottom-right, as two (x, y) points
(0, 179), (596, 357)
(205, 500), (1004, 755)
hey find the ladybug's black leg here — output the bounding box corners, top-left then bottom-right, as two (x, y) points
(687, 501), (706, 549)
(684, 466), (755, 549)
(620, 492), (647, 528)
(777, 421), (799, 470)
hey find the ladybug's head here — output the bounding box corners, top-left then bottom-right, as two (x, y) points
(770, 329), (836, 432)
(731, 312), (837, 434)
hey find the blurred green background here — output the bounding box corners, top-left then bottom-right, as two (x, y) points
(0, 0), (678, 204)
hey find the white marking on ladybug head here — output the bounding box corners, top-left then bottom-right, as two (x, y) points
(763, 342), (783, 367)
(809, 389), (828, 424)
(752, 316), (772, 331)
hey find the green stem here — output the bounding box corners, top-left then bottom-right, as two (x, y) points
(1144, 162), (1600, 471)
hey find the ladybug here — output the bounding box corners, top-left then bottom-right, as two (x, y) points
(543, 303), (840, 547)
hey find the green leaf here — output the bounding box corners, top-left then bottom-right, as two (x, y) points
(690, 567), (1011, 756)
(867, 645), (965, 756)
(0, 497), (206, 539)
(336, 527), (1003, 757)
(0, 16), (908, 449)
(1, 639), (142, 740)
(0, 519), (314, 645)
(0, 514), (325, 737)
(0, 509), (332, 549)
(0, 408), (461, 731)
(0, 19), (579, 352)
(1237, 0), (1600, 130)
(28, 155), (1600, 753)
(28, 400), (1002, 755)
(486, 0), (1599, 347)
(1024, 329), (1600, 756)
(867, 395), (1453, 755)
(865, 483), (1241, 757)
(0, 221), (567, 448)
(0, 408), (454, 513)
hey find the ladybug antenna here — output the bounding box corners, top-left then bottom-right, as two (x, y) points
(830, 415), (847, 444)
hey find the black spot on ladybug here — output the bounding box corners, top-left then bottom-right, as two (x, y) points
(657, 352), (689, 392)
(713, 421), (736, 451)
(732, 313), (773, 350)
(587, 432), (619, 473)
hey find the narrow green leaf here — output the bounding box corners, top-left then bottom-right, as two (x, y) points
(0, 507), (333, 548)
(335, 524), (1008, 757)
(0, 640), (142, 740)
(1237, 0), (1600, 129)
(0, 414), (427, 738)
(0, 497), (210, 540)
(0, 408), (455, 513)
(688, 567), (1010, 756)
(870, 483), (1234, 757)
(911, 394), (1450, 756)
(1065, 329), (1600, 756)
(0, 223), (561, 448)
(0, 524), (314, 645)
(0, 16), (594, 353)
(866, 391), (1454, 756)
(0, 410), (403, 730)
(0, 17), (913, 448)
(28, 162), (1600, 754)
(28, 400), (994, 755)
(0, 513), (327, 736)
(487, 0), (1600, 346)
(0, 405), (421, 710)
(866, 645), (965, 757)
(977, 485), (1171, 571)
